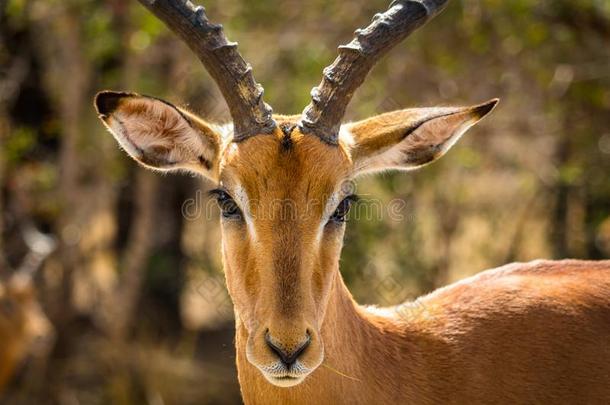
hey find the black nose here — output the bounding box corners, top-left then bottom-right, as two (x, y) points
(265, 332), (311, 367)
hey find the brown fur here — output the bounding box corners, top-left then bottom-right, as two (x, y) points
(96, 92), (610, 404)
(0, 276), (53, 395)
(94, 92), (221, 176)
(237, 259), (610, 404)
(346, 100), (498, 174)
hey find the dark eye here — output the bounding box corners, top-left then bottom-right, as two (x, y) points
(329, 195), (357, 224)
(210, 189), (243, 220)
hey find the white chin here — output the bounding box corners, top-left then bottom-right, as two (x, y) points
(263, 373), (307, 388)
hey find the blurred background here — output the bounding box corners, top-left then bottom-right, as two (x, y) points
(1, 0), (609, 403)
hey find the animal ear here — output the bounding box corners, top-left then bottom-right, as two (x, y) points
(343, 99), (499, 175)
(94, 91), (223, 180)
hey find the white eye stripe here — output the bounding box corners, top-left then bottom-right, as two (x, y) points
(314, 189), (348, 241)
(231, 184), (257, 241)
(323, 193), (341, 220)
(338, 125), (355, 148)
(224, 181), (348, 244)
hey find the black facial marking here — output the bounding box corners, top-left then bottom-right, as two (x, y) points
(280, 123), (296, 151)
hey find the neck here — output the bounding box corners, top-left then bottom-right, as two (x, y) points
(234, 271), (419, 404)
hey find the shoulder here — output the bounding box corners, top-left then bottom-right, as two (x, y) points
(362, 260), (610, 324)
(431, 259), (608, 294)
(418, 259), (610, 316)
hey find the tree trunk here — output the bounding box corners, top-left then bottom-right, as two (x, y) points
(107, 170), (159, 339)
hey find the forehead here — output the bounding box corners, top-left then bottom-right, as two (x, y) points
(219, 121), (352, 201)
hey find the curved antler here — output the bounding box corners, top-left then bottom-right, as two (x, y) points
(137, 0), (276, 141)
(298, 0), (450, 144)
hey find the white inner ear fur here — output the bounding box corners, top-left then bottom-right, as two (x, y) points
(103, 99), (219, 174)
(234, 183), (258, 241)
(105, 114), (147, 161)
(426, 113), (478, 156)
(344, 111), (481, 175)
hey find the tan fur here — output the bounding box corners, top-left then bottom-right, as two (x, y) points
(220, 124), (352, 384)
(237, 259), (610, 404)
(97, 94), (222, 177)
(0, 276), (53, 394)
(345, 100), (498, 174)
(97, 93), (610, 404)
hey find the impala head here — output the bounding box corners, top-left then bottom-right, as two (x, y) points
(95, 0), (497, 387)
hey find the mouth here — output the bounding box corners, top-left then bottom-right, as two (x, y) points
(262, 372), (307, 387)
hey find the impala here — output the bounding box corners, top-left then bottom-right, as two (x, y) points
(0, 227), (54, 395)
(95, 0), (610, 403)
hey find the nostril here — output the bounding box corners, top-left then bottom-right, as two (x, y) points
(291, 333), (311, 361)
(265, 332), (311, 367)
(265, 334), (286, 362)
